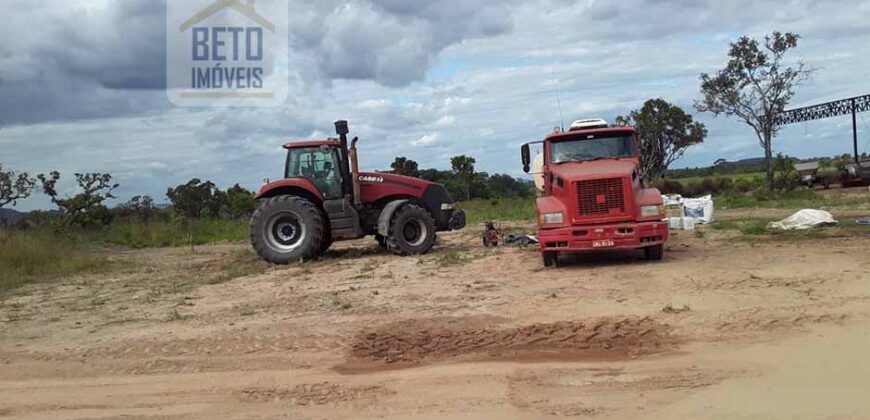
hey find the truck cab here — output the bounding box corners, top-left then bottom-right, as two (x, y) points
(521, 119), (668, 267)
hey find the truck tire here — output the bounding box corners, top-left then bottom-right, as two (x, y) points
(250, 195), (325, 264)
(386, 204), (436, 256)
(543, 251), (560, 268)
(644, 244), (664, 261)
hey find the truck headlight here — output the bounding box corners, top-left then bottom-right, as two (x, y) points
(641, 205), (664, 218)
(541, 212), (564, 224)
(440, 203), (455, 210)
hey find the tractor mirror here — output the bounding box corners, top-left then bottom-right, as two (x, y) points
(521, 144), (531, 173)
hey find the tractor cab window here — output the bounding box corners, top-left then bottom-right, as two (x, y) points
(286, 146), (343, 199)
(550, 134), (636, 164)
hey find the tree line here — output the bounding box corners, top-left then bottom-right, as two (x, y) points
(389, 155), (534, 201)
(0, 166), (257, 228)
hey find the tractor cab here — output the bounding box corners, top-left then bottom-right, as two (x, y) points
(283, 141), (343, 199)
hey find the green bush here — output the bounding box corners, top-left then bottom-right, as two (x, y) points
(459, 197), (536, 224)
(95, 219), (249, 249)
(0, 229), (107, 291)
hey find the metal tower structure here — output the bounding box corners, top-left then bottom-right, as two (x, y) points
(775, 94), (870, 164)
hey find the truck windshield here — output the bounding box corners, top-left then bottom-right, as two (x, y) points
(550, 135), (636, 164)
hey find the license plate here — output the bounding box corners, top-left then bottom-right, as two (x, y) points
(593, 240), (615, 248)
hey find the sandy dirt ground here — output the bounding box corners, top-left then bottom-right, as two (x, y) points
(2, 209), (870, 419)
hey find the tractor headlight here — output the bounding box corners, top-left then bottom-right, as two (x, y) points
(541, 212), (564, 224)
(441, 203), (455, 210)
(641, 205), (664, 218)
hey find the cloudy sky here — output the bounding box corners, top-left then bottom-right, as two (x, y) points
(2, 0), (869, 210)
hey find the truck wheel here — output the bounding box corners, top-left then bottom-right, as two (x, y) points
(644, 244), (664, 261)
(250, 196), (325, 264)
(386, 204), (436, 256)
(543, 251), (560, 268)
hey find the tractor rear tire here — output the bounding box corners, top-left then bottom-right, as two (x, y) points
(644, 244), (664, 261)
(250, 195), (325, 264)
(386, 204), (436, 256)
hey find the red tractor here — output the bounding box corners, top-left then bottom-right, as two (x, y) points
(521, 118), (669, 267)
(250, 121), (466, 264)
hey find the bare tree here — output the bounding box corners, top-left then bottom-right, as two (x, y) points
(38, 172), (120, 227)
(696, 31), (813, 190)
(0, 164), (37, 208)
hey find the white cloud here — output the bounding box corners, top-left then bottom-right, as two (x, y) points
(412, 133), (440, 147)
(4, 0), (870, 210)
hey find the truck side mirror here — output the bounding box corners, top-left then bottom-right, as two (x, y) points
(521, 144), (531, 173)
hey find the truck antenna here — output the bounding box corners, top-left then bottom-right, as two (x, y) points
(556, 89), (565, 133)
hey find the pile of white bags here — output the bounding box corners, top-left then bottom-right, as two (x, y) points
(662, 195), (715, 230)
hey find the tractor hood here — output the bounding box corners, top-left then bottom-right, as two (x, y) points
(549, 159), (638, 181)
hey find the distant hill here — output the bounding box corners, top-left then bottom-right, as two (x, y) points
(668, 157), (766, 180)
(730, 157), (766, 165)
(0, 208), (26, 224)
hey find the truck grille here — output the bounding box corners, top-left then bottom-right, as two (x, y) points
(575, 178), (626, 217)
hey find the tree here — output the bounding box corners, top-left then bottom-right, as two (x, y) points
(486, 174), (534, 198)
(390, 157), (420, 178)
(166, 179), (224, 219)
(772, 153), (799, 191)
(0, 164), (38, 208)
(696, 31), (813, 190)
(38, 171), (119, 227)
(118, 195), (157, 222)
(450, 155), (476, 201)
(618, 99), (707, 182)
(224, 184), (256, 219)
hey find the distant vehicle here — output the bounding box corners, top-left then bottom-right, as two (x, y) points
(521, 119), (669, 267)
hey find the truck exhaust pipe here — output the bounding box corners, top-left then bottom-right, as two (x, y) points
(349, 137), (361, 206)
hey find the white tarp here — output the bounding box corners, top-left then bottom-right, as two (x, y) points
(768, 209), (838, 230)
(662, 194), (715, 224)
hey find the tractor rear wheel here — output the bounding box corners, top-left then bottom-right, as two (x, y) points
(250, 195), (325, 264)
(386, 204), (436, 255)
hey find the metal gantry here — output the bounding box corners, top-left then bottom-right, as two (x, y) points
(776, 94), (870, 163)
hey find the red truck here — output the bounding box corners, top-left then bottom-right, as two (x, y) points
(521, 119), (668, 267)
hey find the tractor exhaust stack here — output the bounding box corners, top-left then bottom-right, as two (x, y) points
(334, 120), (353, 200)
(350, 136), (361, 206)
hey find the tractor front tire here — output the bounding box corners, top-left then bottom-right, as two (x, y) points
(386, 204), (436, 256)
(250, 195), (325, 264)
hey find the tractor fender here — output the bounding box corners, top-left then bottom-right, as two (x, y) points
(377, 199), (410, 237)
(255, 178), (323, 203)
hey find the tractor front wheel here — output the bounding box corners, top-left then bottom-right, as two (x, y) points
(250, 196), (325, 264)
(386, 205), (436, 255)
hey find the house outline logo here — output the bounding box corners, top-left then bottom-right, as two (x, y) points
(179, 0), (275, 34)
(166, 0), (289, 107)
